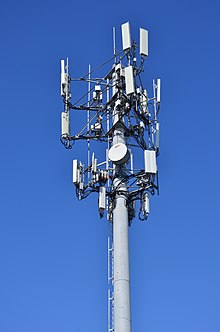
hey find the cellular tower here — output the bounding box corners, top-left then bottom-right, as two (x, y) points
(60, 22), (161, 332)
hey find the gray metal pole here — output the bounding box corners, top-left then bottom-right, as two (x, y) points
(113, 127), (131, 332)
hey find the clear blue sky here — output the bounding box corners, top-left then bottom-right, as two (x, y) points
(0, 0), (220, 331)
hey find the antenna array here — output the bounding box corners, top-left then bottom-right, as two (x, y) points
(60, 22), (161, 332)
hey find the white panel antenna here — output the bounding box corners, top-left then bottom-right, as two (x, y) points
(125, 66), (135, 95)
(92, 153), (97, 173)
(143, 193), (150, 214)
(144, 150), (157, 174)
(99, 186), (106, 218)
(140, 28), (148, 57)
(61, 60), (66, 96)
(61, 112), (69, 136)
(99, 187), (106, 210)
(157, 79), (161, 103)
(121, 22), (131, 51)
(61, 60), (65, 84)
(72, 159), (78, 184)
(156, 122), (160, 149)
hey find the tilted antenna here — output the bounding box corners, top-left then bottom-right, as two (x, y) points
(121, 21), (132, 51)
(140, 27), (149, 57)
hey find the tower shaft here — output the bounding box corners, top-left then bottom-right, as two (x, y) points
(112, 127), (131, 332)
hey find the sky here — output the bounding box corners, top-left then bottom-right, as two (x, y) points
(0, 0), (220, 331)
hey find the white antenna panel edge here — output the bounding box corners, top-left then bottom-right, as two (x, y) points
(72, 159), (78, 184)
(144, 150), (157, 174)
(125, 66), (135, 95)
(61, 112), (69, 136)
(121, 22), (131, 51)
(157, 79), (161, 102)
(156, 122), (160, 149)
(140, 28), (148, 57)
(99, 187), (106, 210)
(61, 60), (65, 84)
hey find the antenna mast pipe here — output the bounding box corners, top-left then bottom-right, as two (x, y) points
(113, 147), (131, 332)
(113, 27), (117, 63)
(87, 64), (91, 181)
(111, 82), (131, 331)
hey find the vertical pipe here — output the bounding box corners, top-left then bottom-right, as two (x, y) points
(113, 176), (131, 332)
(152, 79), (157, 148)
(87, 64), (91, 182)
(112, 125), (131, 332)
(107, 78), (110, 132)
(107, 75), (111, 332)
(113, 27), (117, 63)
(108, 232), (110, 332)
(65, 58), (69, 113)
(153, 79), (157, 120)
(107, 78), (110, 188)
(130, 151), (133, 175)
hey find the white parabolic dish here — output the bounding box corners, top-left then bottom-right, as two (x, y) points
(109, 142), (130, 165)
